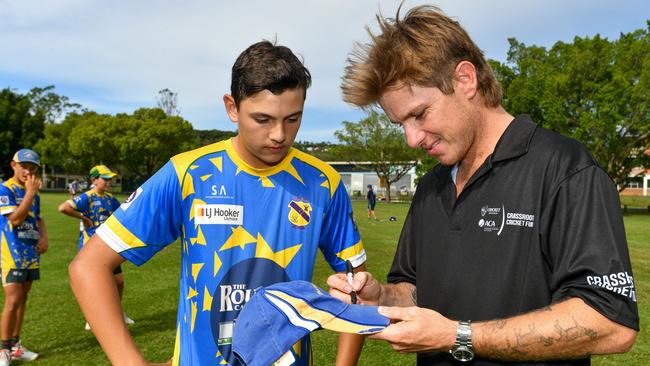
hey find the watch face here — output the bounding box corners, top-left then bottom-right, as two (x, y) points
(452, 347), (474, 362)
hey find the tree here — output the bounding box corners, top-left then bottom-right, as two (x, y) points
(156, 88), (180, 116)
(0, 88), (46, 179)
(333, 110), (421, 202)
(194, 129), (237, 146)
(27, 85), (82, 124)
(491, 23), (650, 190)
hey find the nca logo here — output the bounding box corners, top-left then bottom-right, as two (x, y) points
(121, 187), (143, 211)
(219, 284), (254, 311)
(195, 204), (244, 225)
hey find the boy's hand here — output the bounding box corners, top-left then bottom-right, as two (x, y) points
(36, 237), (48, 255)
(82, 217), (94, 229)
(24, 175), (41, 196)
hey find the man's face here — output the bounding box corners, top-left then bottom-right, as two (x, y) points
(379, 84), (477, 166)
(225, 88), (304, 169)
(11, 161), (38, 184)
(93, 177), (111, 193)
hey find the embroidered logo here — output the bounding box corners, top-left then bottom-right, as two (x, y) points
(288, 200), (311, 228)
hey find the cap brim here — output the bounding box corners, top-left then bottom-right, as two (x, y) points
(266, 289), (388, 334)
(99, 173), (117, 179)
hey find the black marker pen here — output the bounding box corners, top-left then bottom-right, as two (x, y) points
(345, 260), (357, 304)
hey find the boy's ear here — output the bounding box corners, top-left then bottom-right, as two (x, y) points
(223, 94), (239, 123)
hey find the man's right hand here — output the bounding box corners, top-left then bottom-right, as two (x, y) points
(327, 271), (383, 306)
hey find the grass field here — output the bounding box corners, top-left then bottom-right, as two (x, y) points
(2, 193), (647, 365)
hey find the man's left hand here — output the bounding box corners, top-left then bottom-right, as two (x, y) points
(371, 306), (457, 353)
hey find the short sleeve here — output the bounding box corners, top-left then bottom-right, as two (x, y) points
(69, 193), (89, 213)
(542, 165), (639, 330)
(0, 186), (17, 216)
(318, 183), (365, 272)
(96, 161), (183, 266)
(387, 203), (417, 286)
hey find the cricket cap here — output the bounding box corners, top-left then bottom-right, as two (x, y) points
(232, 280), (389, 366)
(89, 165), (117, 179)
(13, 149), (41, 167)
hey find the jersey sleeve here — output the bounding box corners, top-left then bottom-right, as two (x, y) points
(543, 165), (639, 330)
(68, 192), (89, 214)
(319, 183), (365, 272)
(96, 161), (183, 266)
(0, 186), (17, 216)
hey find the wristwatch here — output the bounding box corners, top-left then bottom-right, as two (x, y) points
(450, 320), (474, 362)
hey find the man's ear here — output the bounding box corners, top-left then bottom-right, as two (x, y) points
(453, 61), (478, 100)
(223, 94), (239, 123)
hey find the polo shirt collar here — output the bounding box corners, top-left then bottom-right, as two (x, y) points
(491, 114), (538, 163)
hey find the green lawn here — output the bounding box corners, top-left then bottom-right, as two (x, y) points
(3, 193), (647, 365)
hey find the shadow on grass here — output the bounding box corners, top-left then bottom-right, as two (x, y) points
(127, 308), (178, 337)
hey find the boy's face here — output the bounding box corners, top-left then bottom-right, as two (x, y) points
(224, 88), (304, 169)
(11, 161), (38, 184)
(92, 177), (111, 193)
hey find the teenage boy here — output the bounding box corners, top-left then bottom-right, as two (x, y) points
(58, 165), (134, 330)
(70, 41), (367, 365)
(0, 149), (48, 365)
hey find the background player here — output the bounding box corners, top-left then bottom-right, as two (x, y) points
(366, 184), (377, 220)
(58, 165), (134, 330)
(70, 41), (367, 365)
(0, 149), (48, 365)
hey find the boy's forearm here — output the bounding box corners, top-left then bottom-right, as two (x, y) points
(69, 237), (146, 365)
(335, 333), (365, 366)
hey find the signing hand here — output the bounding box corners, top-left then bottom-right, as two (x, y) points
(370, 306), (457, 354)
(327, 271), (383, 305)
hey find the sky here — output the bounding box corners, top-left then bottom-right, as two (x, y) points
(1, 0), (648, 142)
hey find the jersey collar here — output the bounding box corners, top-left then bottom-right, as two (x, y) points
(224, 138), (296, 177)
(6, 177), (24, 190)
(490, 114), (538, 164)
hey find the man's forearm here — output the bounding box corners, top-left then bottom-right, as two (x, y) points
(474, 297), (637, 361)
(379, 282), (417, 307)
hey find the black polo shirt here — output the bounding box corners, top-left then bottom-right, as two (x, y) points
(387, 115), (639, 365)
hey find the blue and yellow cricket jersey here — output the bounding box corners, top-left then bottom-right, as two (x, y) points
(67, 190), (121, 251)
(0, 178), (41, 271)
(96, 139), (365, 365)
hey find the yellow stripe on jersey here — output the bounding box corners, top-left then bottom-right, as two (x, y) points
(292, 150), (341, 198)
(336, 241), (364, 261)
(172, 325), (181, 366)
(170, 140), (228, 192)
(103, 215), (147, 249)
(1, 232), (17, 270)
(266, 290), (382, 334)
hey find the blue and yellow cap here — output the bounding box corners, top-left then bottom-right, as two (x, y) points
(89, 165), (117, 179)
(232, 280), (388, 366)
(13, 149), (41, 167)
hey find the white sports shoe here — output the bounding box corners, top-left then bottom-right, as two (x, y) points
(123, 313), (135, 325)
(84, 322), (91, 330)
(11, 342), (38, 361)
(0, 349), (10, 366)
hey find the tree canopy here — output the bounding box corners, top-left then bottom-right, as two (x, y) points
(491, 22), (650, 190)
(333, 110), (422, 202)
(0, 88), (46, 178)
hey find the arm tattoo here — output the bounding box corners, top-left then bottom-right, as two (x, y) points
(410, 287), (417, 305)
(481, 310), (599, 361)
